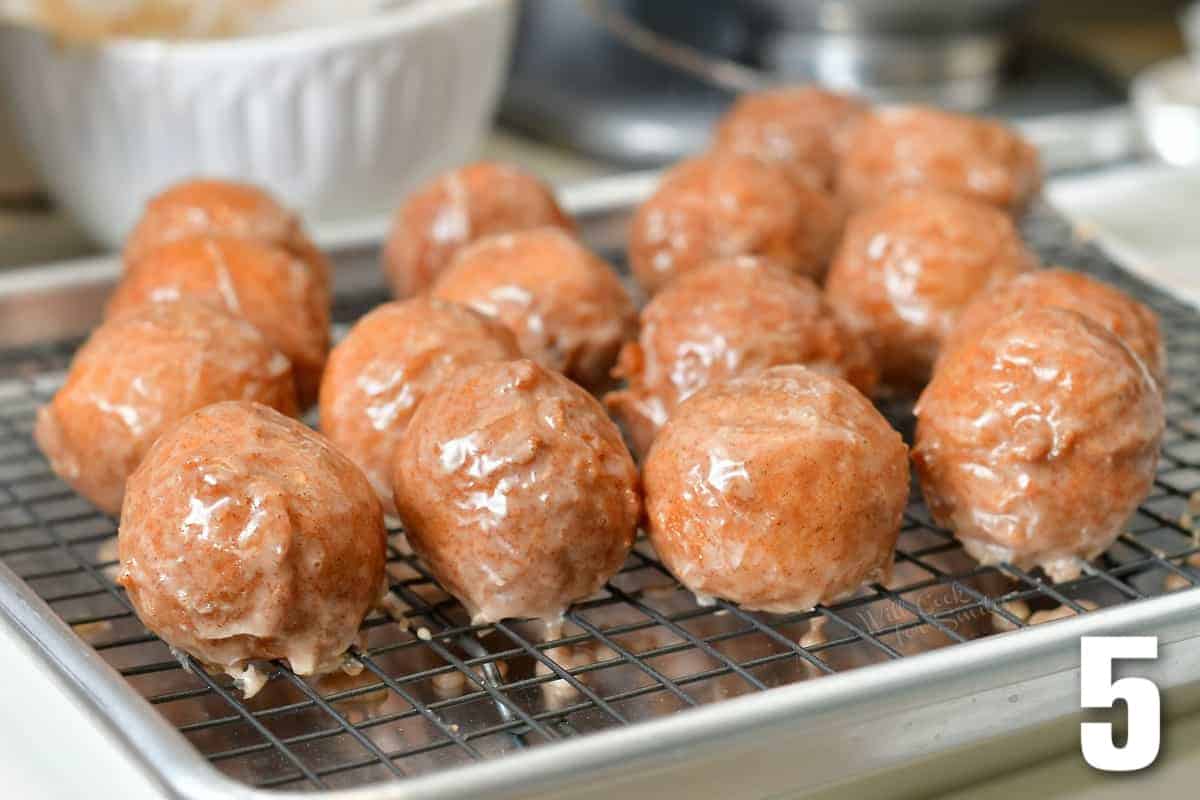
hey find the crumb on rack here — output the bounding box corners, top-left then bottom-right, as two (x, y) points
(1163, 553), (1200, 592)
(1027, 599), (1099, 626)
(1165, 572), (1191, 592)
(97, 536), (120, 582)
(990, 598), (1032, 633)
(799, 616), (828, 649)
(432, 670), (467, 699)
(1184, 492), (1200, 540)
(1071, 220), (1098, 242)
(340, 652), (364, 677)
(72, 619), (113, 639)
(378, 591), (413, 631)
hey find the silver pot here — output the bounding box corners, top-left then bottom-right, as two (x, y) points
(742, 0), (1036, 107)
(743, 0), (1035, 34)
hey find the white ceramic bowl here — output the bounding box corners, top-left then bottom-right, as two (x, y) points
(1132, 57), (1200, 167)
(0, 0), (516, 249)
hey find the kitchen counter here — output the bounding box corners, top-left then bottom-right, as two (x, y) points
(0, 614), (162, 799)
(940, 711), (1200, 800)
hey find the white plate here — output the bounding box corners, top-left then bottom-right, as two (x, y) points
(1047, 162), (1200, 310)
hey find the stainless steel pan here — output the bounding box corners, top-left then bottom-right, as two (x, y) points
(0, 172), (1198, 798)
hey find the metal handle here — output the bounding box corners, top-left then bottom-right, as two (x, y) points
(578, 0), (772, 93)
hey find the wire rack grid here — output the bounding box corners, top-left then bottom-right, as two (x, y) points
(0, 208), (1198, 792)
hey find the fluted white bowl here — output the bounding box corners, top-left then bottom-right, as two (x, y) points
(0, 0), (516, 249)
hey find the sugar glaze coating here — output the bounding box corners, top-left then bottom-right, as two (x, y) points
(943, 267), (1167, 391)
(825, 190), (1037, 392)
(35, 300), (297, 515)
(838, 106), (1041, 213)
(109, 235), (331, 408)
(383, 161), (574, 298)
(712, 86), (868, 189)
(606, 257), (876, 456)
(118, 401), (387, 695)
(913, 308), (1164, 580)
(125, 178), (330, 291)
(628, 153), (844, 295)
(319, 297), (520, 513)
(392, 360), (640, 624)
(643, 366), (908, 613)
(432, 228), (636, 391)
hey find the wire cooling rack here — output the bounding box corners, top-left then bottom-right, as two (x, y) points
(0, 208), (1199, 792)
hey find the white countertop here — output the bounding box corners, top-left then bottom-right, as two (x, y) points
(0, 618), (161, 799)
(1046, 163), (1200, 309)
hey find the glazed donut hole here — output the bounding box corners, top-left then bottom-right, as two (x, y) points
(110, 235), (331, 408)
(125, 177), (331, 293)
(825, 189), (1038, 393)
(34, 299), (298, 516)
(914, 308), (1164, 581)
(432, 227), (636, 392)
(391, 359), (640, 625)
(628, 152), (844, 296)
(642, 365), (909, 613)
(606, 255), (877, 457)
(942, 266), (1166, 392)
(838, 105), (1042, 214)
(383, 161), (575, 298)
(319, 295), (520, 513)
(118, 401), (387, 695)
(712, 85), (868, 190)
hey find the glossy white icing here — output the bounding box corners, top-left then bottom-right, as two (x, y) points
(644, 365), (908, 614)
(914, 308), (1164, 576)
(393, 360), (640, 624)
(118, 401), (386, 697)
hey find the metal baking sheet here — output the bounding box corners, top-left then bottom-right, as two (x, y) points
(1, 173), (1199, 799)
